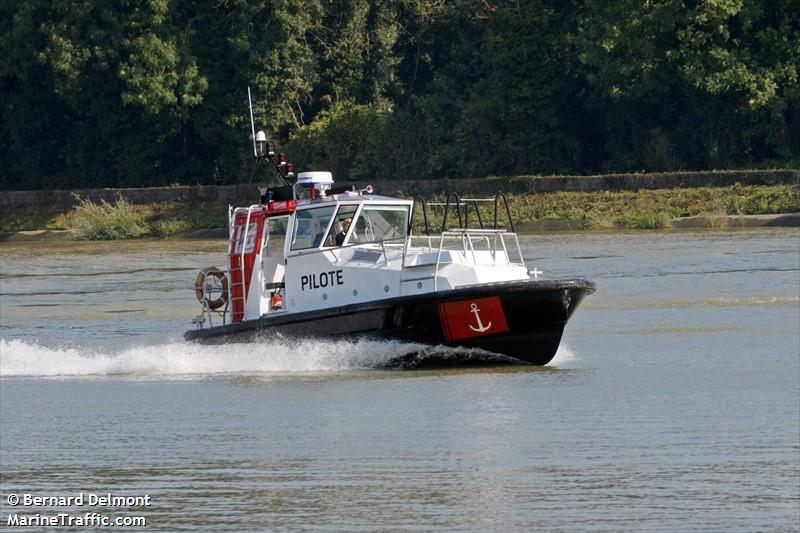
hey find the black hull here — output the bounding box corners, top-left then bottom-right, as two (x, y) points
(185, 279), (595, 366)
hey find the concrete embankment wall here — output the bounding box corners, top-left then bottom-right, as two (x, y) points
(345, 169), (799, 197)
(1, 169), (797, 210)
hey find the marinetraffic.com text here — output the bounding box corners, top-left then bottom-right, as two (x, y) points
(5, 492), (149, 528)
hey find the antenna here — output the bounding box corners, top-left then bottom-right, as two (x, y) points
(248, 86), (257, 158)
(246, 86), (293, 188)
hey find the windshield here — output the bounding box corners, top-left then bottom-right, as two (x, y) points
(290, 206), (336, 250)
(326, 205), (360, 246)
(352, 205), (409, 243)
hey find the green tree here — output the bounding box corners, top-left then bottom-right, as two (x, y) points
(180, 0), (321, 184)
(1, 0), (797, 189)
(573, 0), (799, 170)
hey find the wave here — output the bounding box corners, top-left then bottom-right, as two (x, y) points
(551, 344), (576, 365)
(0, 338), (576, 379)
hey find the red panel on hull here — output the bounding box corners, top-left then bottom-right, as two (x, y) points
(229, 212), (265, 322)
(437, 296), (509, 342)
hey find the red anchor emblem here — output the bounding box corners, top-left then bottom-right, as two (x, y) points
(438, 296), (509, 341)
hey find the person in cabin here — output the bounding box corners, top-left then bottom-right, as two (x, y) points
(336, 217), (352, 246)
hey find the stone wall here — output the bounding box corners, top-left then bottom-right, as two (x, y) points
(0, 184), (258, 210)
(343, 169), (799, 197)
(2, 169), (796, 210)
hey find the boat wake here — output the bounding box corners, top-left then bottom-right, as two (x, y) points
(0, 338), (576, 379)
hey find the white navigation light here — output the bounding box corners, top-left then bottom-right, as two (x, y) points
(255, 131), (267, 157)
(297, 171), (334, 196)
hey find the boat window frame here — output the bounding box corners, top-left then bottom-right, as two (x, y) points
(350, 203), (411, 244)
(288, 204), (337, 252)
(264, 215), (290, 258)
(324, 204), (361, 248)
(285, 199), (414, 257)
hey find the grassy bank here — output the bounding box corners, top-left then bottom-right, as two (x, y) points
(1, 184), (797, 239)
(503, 184), (799, 230)
(3, 197), (229, 238)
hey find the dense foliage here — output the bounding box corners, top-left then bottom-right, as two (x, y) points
(2, 0), (797, 189)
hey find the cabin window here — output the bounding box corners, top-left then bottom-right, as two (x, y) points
(326, 205), (359, 246)
(265, 216), (289, 257)
(290, 206), (336, 250)
(352, 205), (409, 243)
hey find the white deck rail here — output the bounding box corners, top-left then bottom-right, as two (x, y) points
(403, 228), (526, 291)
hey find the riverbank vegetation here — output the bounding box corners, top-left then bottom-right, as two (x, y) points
(418, 185), (799, 231)
(57, 197), (150, 240)
(2, 185), (796, 238)
(2, 1), (797, 190)
(508, 184), (799, 230)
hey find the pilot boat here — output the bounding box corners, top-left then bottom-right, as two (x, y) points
(185, 107), (593, 365)
(185, 173), (594, 365)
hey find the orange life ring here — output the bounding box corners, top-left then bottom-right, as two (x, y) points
(194, 266), (229, 310)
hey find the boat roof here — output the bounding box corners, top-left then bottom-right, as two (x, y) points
(294, 193), (411, 208)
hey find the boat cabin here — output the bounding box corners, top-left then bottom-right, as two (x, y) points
(197, 171), (530, 327)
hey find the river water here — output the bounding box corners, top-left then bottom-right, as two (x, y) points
(1, 230), (798, 531)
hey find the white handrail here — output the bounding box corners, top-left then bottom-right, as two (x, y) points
(240, 206), (253, 303)
(416, 228), (525, 292)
